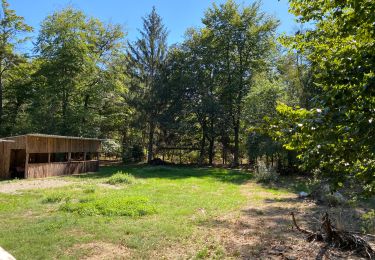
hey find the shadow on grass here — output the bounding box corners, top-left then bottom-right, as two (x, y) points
(255, 175), (312, 195)
(71, 165), (253, 185)
(197, 196), (369, 259)
(196, 201), (323, 258)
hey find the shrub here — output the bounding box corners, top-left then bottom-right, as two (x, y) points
(106, 172), (136, 185)
(102, 139), (121, 158)
(60, 196), (156, 217)
(122, 144), (145, 163)
(361, 210), (375, 234)
(254, 162), (279, 183)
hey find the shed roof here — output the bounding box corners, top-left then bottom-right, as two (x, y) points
(0, 139), (15, 142)
(4, 133), (101, 141)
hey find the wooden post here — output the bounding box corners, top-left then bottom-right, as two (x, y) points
(25, 153), (29, 179)
(83, 152), (87, 172)
(48, 153), (51, 163)
(68, 152), (71, 162)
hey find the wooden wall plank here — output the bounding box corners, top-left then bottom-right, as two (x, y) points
(0, 142), (12, 179)
(27, 161), (99, 178)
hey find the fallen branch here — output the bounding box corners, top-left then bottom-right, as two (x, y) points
(290, 212), (375, 259)
(290, 212), (323, 242)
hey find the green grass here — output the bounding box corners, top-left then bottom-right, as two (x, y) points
(105, 171), (137, 185)
(60, 195), (156, 216)
(0, 165), (252, 259)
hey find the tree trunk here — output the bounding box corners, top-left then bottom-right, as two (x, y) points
(199, 122), (207, 165)
(208, 137), (215, 165)
(222, 145), (226, 165)
(82, 94), (90, 124)
(121, 127), (128, 162)
(147, 119), (155, 163)
(62, 90), (69, 134)
(233, 122), (240, 166)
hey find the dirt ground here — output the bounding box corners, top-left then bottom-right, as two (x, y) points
(0, 179), (73, 194)
(67, 242), (132, 260)
(202, 182), (375, 260)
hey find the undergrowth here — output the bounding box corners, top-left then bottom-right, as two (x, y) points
(106, 171), (137, 185)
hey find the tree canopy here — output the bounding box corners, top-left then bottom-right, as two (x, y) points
(0, 0), (373, 194)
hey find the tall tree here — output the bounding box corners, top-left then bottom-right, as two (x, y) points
(34, 7), (124, 136)
(202, 0), (278, 165)
(126, 7), (168, 162)
(0, 0), (32, 135)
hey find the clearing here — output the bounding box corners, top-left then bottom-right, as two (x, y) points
(0, 166), (373, 259)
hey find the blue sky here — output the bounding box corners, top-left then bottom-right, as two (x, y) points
(9, 0), (297, 50)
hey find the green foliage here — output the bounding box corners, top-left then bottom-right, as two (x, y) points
(272, 0), (375, 194)
(126, 7), (168, 162)
(122, 144), (145, 163)
(32, 7), (124, 136)
(60, 196), (156, 217)
(130, 144), (145, 163)
(106, 171), (137, 185)
(361, 210), (375, 234)
(246, 132), (281, 163)
(0, 0), (33, 135)
(101, 139), (121, 157)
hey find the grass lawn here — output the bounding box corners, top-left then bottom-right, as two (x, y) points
(0, 166), (254, 259)
(0, 165), (373, 259)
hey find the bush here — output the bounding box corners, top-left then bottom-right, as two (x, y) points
(60, 196), (156, 217)
(254, 162), (279, 183)
(361, 210), (375, 234)
(122, 144), (145, 163)
(106, 172), (136, 185)
(102, 139), (121, 158)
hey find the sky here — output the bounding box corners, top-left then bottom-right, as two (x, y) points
(8, 0), (298, 51)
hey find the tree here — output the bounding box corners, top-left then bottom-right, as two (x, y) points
(273, 0), (375, 194)
(34, 7), (124, 136)
(2, 59), (37, 135)
(202, 0), (278, 165)
(0, 0), (32, 135)
(126, 7), (168, 163)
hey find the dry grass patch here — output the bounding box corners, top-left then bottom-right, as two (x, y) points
(200, 181), (375, 259)
(0, 179), (73, 194)
(67, 241), (132, 259)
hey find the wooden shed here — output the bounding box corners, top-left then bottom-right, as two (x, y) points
(0, 134), (101, 179)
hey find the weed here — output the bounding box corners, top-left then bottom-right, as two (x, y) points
(42, 193), (69, 204)
(83, 186), (96, 193)
(194, 243), (225, 259)
(106, 172), (136, 185)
